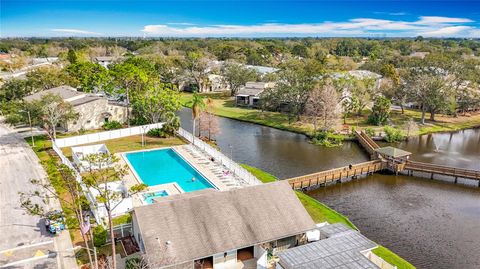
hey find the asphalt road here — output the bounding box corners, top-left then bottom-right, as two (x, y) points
(0, 123), (76, 268)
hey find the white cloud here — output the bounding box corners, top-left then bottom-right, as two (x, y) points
(416, 16), (474, 25)
(51, 28), (102, 35)
(141, 16), (478, 37)
(420, 26), (473, 37)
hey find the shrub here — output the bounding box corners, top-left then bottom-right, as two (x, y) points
(312, 131), (343, 147)
(102, 120), (122, 130)
(365, 127), (375, 137)
(384, 126), (405, 143)
(93, 225), (107, 247)
(125, 257), (147, 269)
(147, 128), (167, 138)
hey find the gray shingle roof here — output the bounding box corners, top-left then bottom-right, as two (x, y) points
(278, 224), (379, 269)
(23, 85), (82, 102)
(318, 223), (352, 238)
(133, 181), (315, 266)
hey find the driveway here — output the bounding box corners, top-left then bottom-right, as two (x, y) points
(0, 123), (77, 268)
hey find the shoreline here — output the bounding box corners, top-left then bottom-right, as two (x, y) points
(180, 92), (480, 139)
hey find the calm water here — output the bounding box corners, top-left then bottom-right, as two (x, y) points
(179, 109), (480, 269)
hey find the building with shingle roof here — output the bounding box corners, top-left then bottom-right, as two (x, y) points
(23, 85), (127, 132)
(277, 223), (385, 269)
(235, 81), (275, 107)
(132, 181), (315, 269)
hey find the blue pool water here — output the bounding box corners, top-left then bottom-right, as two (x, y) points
(143, 190), (168, 204)
(125, 148), (215, 192)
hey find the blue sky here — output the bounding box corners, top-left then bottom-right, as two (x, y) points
(1, 1), (479, 37)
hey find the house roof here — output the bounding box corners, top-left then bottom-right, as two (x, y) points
(133, 181), (315, 266)
(23, 85), (82, 102)
(278, 224), (379, 269)
(237, 82), (273, 96)
(245, 65), (279, 74)
(375, 146), (412, 158)
(95, 56), (116, 62)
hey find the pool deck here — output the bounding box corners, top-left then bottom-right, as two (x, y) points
(117, 145), (243, 206)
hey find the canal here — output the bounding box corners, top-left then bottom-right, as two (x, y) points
(179, 109), (480, 269)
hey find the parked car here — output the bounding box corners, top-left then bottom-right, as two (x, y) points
(45, 210), (65, 234)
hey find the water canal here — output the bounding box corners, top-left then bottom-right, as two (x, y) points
(178, 108), (480, 269)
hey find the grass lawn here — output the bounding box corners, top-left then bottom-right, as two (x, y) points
(243, 163), (415, 269)
(181, 92), (480, 137)
(112, 214), (132, 226)
(62, 135), (186, 158)
(75, 242), (127, 265)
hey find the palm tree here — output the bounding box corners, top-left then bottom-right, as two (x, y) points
(190, 92), (205, 144)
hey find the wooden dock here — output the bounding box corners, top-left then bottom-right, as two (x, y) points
(288, 160), (386, 189)
(288, 130), (480, 189)
(355, 131), (379, 159)
(405, 160), (480, 184)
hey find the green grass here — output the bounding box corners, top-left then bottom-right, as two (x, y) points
(295, 191), (358, 230)
(372, 245), (416, 269)
(240, 164), (277, 183)
(181, 92), (480, 137)
(112, 214), (132, 226)
(62, 135), (186, 158)
(242, 163), (415, 269)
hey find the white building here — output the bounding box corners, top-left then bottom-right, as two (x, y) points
(23, 85), (128, 132)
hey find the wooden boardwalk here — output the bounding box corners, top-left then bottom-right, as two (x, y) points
(288, 160), (386, 189)
(405, 160), (480, 184)
(288, 130), (480, 189)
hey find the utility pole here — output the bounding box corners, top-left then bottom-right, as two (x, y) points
(27, 110), (34, 147)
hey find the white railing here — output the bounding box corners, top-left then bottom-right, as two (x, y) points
(51, 142), (103, 224)
(54, 123), (165, 148)
(177, 127), (262, 186)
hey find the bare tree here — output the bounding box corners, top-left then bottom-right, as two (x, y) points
(183, 52), (211, 92)
(199, 111), (220, 141)
(403, 118), (419, 138)
(82, 153), (146, 269)
(305, 82), (340, 132)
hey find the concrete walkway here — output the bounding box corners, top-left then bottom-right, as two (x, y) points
(0, 122), (77, 269)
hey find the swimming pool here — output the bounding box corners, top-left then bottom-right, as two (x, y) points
(143, 190), (168, 204)
(125, 148), (215, 192)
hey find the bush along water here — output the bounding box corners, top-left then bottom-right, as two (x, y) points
(312, 131), (343, 147)
(383, 126), (405, 142)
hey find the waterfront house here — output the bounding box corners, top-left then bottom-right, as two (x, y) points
(235, 82), (275, 107)
(132, 181), (316, 269)
(23, 85), (128, 132)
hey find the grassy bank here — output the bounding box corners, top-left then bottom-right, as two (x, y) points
(241, 163), (415, 269)
(181, 92), (480, 137)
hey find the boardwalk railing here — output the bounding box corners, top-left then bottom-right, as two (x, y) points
(355, 131), (379, 157)
(54, 123), (164, 148)
(287, 160), (386, 189)
(177, 128), (262, 186)
(405, 160), (480, 182)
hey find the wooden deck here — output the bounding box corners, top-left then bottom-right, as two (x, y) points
(288, 160), (386, 189)
(288, 131), (480, 189)
(405, 160), (480, 183)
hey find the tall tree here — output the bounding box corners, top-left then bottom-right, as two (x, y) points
(304, 82), (340, 132)
(199, 98), (220, 141)
(65, 62), (110, 92)
(190, 92), (205, 140)
(221, 62), (258, 96)
(30, 93), (78, 139)
(19, 164), (95, 268)
(109, 63), (149, 127)
(82, 154), (146, 269)
(368, 96), (391, 126)
(182, 52), (210, 92)
(132, 83), (181, 124)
